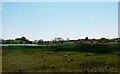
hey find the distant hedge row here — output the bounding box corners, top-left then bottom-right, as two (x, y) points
(50, 44), (120, 53)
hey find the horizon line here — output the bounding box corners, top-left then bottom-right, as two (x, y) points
(1, 36), (119, 41)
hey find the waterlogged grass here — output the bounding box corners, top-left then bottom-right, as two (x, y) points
(2, 44), (120, 53)
(2, 44), (120, 72)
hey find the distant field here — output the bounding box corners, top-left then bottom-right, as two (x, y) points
(2, 44), (120, 72)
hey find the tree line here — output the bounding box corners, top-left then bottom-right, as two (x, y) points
(0, 36), (120, 44)
(0, 37), (65, 44)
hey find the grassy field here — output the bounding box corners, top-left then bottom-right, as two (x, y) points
(2, 44), (120, 72)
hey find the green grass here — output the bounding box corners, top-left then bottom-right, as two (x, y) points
(2, 44), (120, 72)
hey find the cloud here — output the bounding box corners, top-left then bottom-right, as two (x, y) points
(31, 7), (57, 15)
(89, 16), (96, 20)
(90, 16), (96, 19)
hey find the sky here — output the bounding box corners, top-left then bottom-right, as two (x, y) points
(1, 2), (118, 41)
(118, 2), (120, 37)
(1, 0), (119, 2)
(0, 2), (2, 39)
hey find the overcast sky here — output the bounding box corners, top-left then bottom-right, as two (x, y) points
(1, 2), (118, 41)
